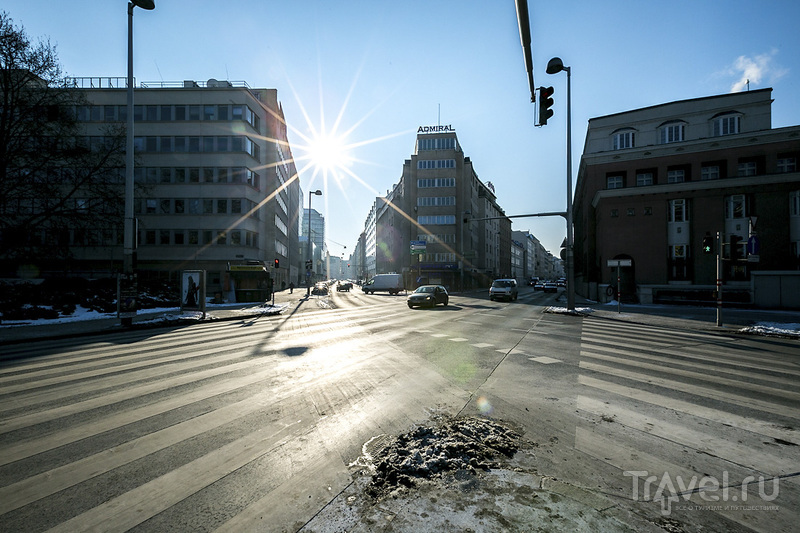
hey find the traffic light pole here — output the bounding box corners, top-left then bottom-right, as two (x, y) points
(716, 231), (723, 327)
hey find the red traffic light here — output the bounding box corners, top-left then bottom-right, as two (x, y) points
(274, 258), (280, 268)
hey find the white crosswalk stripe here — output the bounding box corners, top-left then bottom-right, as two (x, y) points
(576, 317), (800, 530)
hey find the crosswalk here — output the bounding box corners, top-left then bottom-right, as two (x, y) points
(575, 318), (800, 531)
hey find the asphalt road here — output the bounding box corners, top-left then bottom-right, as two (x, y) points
(0, 286), (798, 532)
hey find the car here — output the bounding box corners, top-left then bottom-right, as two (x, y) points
(407, 285), (449, 308)
(489, 279), (518, 301)
(543, 281), (558, 293)
(336, 281), (352, 292)
(533, 281), (545, 291)
(311, 282), (329, 295)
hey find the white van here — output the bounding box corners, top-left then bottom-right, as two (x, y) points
(362, 273), (404, 295)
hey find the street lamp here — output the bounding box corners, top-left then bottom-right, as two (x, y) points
(307, 189), (322, 295)
(121, 0), (155, 326)
(546, 56), (575, 312)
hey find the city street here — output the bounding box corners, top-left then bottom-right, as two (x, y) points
(0, 287), (798, 532)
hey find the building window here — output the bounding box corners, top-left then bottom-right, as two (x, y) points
(627, 208), (635, 216)
(660, 122), (684, 144)
(643, 207), (653, 216)
(417, 159), (456, 169)
(738, 160), (758, 177)
(610, 209), (619, 218)
(701, 165), (720, 180)
(417, 178), (456, 188)
(668, 199), (688, 222)
(725, 194), (746, 219)
(667, 169), (685, 183)
(791, 191), (800, 217)
(417, 196), (456, 207)
(418, 215), (456, 225)
(778, 157), (797, 173)
(607, 175), (623, 189)
(418, 137), (456, 151)
(612, 130), (634, 150)
(712, 114), (740, 136)
(636, 172), (653, 186)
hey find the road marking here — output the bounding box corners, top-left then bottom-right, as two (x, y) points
(448, 338), (468, 342)
(529, 356), (561, 364)
(430, 333), (449, 338)
(471, 343), (493, 348)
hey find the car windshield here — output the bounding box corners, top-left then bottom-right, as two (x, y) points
(415, 286), (435, 293)
(492, 281), (512, 288)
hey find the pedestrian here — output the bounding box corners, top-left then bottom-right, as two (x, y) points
(289, 281), (295, 294)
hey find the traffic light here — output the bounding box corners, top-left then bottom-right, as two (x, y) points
(538, 86), (554, 125)
(730, 235), (742, 261)
(274, 258), (279, 268)
(305, 260), (312, 270)
(702, 233), (714, 254)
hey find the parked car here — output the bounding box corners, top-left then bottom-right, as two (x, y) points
(407, 285), (449, 308)
(311, 282), (329, 295)
(336, 281), (352, 291)
(543, 281), (558, 293)
(362, 273), (404, 295)
(489, 279), (518, 301)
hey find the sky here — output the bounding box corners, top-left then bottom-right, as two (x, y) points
(4, 0), (800, 257)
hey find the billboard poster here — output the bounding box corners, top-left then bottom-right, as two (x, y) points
(181, 270), (206, 316)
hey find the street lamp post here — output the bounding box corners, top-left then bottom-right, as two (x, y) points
(122, 0), (154, 326)
(546, 57), (575, 312)
(307, 190), (322, 295)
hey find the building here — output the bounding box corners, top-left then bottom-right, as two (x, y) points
(6, 77), (302, 297)
(365, 126), (512, 290)
(573, 88), (800, 307)
(302, 207), (326, 281)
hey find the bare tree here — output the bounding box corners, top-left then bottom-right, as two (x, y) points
(0, 11), (126, 273)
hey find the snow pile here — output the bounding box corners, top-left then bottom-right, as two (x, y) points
(544, 306), (594, 315)
(739, 322), (800, 339)
(365, 417), (520, 499)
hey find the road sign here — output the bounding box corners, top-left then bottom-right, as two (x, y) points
(607, 259), (632, 267)
(747, 235), (760, 255)
(410, 240), (427, 255)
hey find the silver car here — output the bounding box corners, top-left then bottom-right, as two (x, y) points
(489, 279), (518, 301)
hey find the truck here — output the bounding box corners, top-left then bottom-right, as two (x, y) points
(362, 273), (404, 295)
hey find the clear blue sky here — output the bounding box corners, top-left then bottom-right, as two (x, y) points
(5, 0), (800, 257)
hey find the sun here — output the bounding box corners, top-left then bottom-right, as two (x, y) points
(307, 130), (351, 174)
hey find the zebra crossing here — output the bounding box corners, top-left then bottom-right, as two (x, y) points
(575, 317), (800, 530)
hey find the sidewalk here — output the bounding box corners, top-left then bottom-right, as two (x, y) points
(0, 289), (310, 345)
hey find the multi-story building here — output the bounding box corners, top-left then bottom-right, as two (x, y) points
(34, 77), (302, 297)
(302, 207), (326, 280)
(574, 88), (800, 306)
(367, 127), (511, 290)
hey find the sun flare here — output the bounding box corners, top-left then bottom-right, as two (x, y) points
(307, 130), (351, 174)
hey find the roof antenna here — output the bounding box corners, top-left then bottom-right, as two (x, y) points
(746, 79), (750, 91)
(438, 103), (441, 127)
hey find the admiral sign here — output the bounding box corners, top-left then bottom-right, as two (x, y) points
(417, 124), (455, 133)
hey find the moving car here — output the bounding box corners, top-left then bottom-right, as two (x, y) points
(336, 281), (352, 291)
(311, 282), (329, 295)
(362, 273), (404, 295)
(407, 285), (449, 308)
(543, 281), (558, 293)
(489, 279), (518, 301)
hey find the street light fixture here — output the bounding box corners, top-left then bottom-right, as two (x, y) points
(121, 0), (155, 326)
(307, 189), (322, 295)
(546, 57), (575, 311)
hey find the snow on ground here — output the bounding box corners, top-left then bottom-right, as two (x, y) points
(739, 322), (800, 339)
(0, 301), (286, 328)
